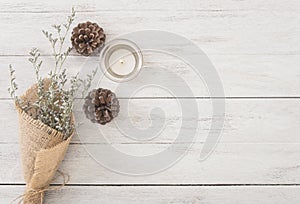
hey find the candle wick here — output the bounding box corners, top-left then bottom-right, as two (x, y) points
(120, 59), (125, 64)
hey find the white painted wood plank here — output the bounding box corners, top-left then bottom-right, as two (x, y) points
(1, 55), (300, 98)
(1, 143), (300, 184)
(1, 186), (300, 204)
(0, 11), (299, 56)
(1, 99), (299, 144)
(1, 0), (300, 12)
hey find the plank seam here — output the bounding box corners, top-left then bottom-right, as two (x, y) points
(0, 9), (280, 14)
(1, 54), (300, 57)
(1, 97), (300, 100)
(1, 183), (300, 186)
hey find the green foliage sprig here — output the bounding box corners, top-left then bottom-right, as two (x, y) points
(8, 8), (96, 139)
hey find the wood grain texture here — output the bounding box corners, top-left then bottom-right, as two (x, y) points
(0, 10), (300, 56)
(1, 55), (300, 98)
(1, 143), (300, 184)
(1, 99), (299, 184)
(1, 186), (300, 204)
(1, 99), (299, 144)
(1, 0), (300, 12)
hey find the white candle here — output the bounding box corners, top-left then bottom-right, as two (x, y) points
(108, 49), (136, 76)
(100, 39), (143, 82)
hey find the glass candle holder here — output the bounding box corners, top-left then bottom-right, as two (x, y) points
(100, 39), (143, 82)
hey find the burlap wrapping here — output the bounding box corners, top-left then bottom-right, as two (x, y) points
(16, 80), (74, 204)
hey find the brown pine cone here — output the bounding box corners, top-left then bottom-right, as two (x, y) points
(71, 21), (106, 56)
(83, 88), (120, 125)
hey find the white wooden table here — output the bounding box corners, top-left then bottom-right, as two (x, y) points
(1, 0), (300, 203)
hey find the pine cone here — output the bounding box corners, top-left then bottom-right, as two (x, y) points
(83, 88), (120, 125)
(71, 21), (106, 56)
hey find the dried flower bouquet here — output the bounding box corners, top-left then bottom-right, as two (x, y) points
(8, 8), (95, 204)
